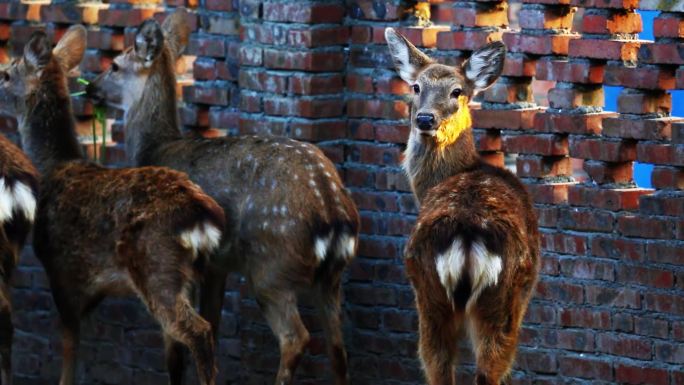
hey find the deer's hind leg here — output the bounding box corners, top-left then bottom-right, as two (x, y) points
(0, 280), (12, 385)
(314, 270), (348, 385)
(470, 288), (529, 385)
(255, 286), (310, 385)
(408, 259), (463, 385)
(51, 285), (84, 385)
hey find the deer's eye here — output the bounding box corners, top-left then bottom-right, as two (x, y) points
(111, 62), (119, 72)
(412, 84), (420, 94)
(451, 88), (462, 98)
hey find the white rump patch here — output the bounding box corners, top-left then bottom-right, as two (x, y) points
(434, 238), (502, 308)
(314, 232), (334, 263)
(179, 221), (222, 259)
(466, 240), (502, 311)
(336, 233), (357, 261)
(435, 238), (467, 301)
(0, 178), (36, 223)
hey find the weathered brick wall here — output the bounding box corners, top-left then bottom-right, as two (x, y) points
(0, 0), (682, 384)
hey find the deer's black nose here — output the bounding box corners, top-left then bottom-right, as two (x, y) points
(85, 82), (103, 104)
(416, 113), (435, 131)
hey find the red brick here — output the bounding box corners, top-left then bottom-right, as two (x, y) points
(437, 30), (503, 51)
(585, 285), (641, 308)
(504, 134), (568, 156)
(569, 0), (639, 8)
(596, 333), (652, 360)
(651, 166), (684, 189)
(519, 5), (575, 30)
(263, 49), (345, 71)
(571, 137), (636, 162)
(617, 215), (675, 239)
(617, 89), (671, 115)
(558, 208), (614, 232)
(502, 54), (537, 77)
(382, 26), (449, 48)
(98, 8), (160, 27)
(654, 14), (684, 39)
(615, 364), (668, 385)
(644, 292), (684, 314)
(639, 193), (684, 216)
(541, 232), (587, 255)
(503, 32), (576, 55)
(517, 155), (570, 178)
(263, 96), (344, 118)
(534, 112), (614, 135)
(581, 10), (642, 34)
(451, 2), (509, 28)
(639, 43), (684, 65)
(527, 182), (572, 204)
(637, 142), (676, 165)
(535, 58), (604, 84)
(263, 3), (345, 23)
(603, 117), (680, 141)
(568, 185), (651, 211)
(548, 86), (604, 109)
(617, 264), (675, 289)
(604, 63), (676, 90)
(347, 99), (409, 120)
(482, 81), (533, 104)
(559, 307), (612, 329)
(472, 108), (541, 130)
(591, 236), (646, 261)
(558, 356), (612, 381)
(535, 279), (584, 304)
(569, 39), (641, 61)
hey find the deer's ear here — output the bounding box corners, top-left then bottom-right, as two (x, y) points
(135, 19), (165, 66)
(162, 7), (190, 60)
(384, 28), (432, 84)
(53, 25), (87, 72)
(463, 41), (506, 93)
(24, 31), (52, 70)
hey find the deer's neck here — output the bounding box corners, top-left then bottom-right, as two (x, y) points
(403, 126), (480, 204)
(19, 66), (82, 174)
(124, 51), (182, 166)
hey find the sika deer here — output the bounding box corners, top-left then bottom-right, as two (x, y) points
(0, 134), (38, 385)
(86, 9), (359, 385)
(385, 29), (540, 385)
(0, 26), (226, 385)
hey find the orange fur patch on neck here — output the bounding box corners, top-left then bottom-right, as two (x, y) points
(435, 95), (471, 150)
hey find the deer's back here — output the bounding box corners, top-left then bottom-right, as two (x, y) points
(151, 135), (360, 278)
(34, 161), (223, 277)
(406, 163), (539, 310)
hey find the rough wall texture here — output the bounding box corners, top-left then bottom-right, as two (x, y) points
(0, 0), (682, 384)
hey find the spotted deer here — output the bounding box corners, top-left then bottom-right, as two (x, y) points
(385, 29), (540, 385)
(0, 134), (38, 385)
(86, 9), (359, 385)
(0, 26), (226, 385)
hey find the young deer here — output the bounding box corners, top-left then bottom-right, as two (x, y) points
(0, 134), (38, 385)
(0, 26), (226, 385)
(385, 29), (540, 385)
(86, 10), (359, 385)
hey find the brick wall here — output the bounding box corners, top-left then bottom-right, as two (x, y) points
(0, 0), (683, 384)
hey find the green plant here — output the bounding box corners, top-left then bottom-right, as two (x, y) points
(73, 78), (106, 163)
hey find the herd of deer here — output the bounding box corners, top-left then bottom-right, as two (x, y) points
(0, 8), (540, 385)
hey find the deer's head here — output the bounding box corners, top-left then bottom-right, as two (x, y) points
(0, 25), (86, 120)
(384, 28), (505, 149)
(86, 8), (190, 111)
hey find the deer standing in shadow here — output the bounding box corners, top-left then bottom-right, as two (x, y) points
(87, 9), (359, 385)
(0, 26), (227, 385)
